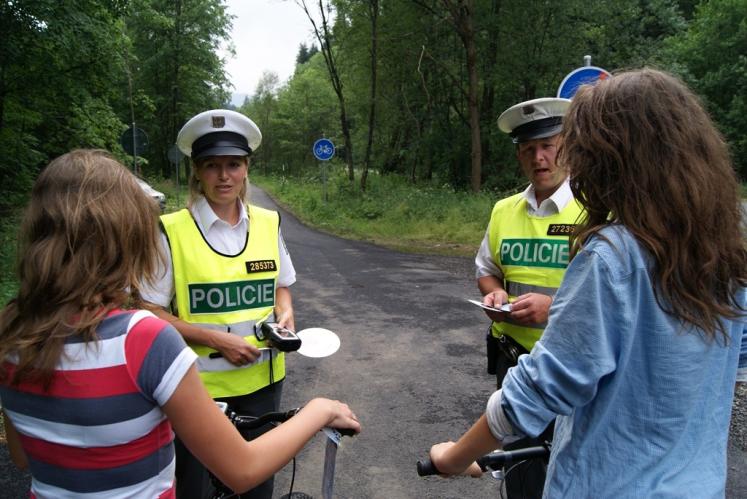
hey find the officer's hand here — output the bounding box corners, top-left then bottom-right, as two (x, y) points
(509, 293), (552, 325)
(483, 289), (510, 322)
(275, 308), (295, 333)
(213, 332), (261, 366)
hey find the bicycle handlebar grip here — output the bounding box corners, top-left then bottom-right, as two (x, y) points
(337, 427), (357, 437)
(416, 458), (440, 476)
(476, 446), (550, 470)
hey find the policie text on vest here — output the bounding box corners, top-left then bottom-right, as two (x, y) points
(500, 239), (570, 269)
(189, 279), (275, 314)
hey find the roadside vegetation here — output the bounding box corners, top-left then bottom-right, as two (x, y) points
(251, 170), (505, 257)
(148, 170), (505, 257)
(0, 212), (20, 309)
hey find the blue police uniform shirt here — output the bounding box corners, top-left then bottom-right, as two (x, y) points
(499, 224), (747, 498)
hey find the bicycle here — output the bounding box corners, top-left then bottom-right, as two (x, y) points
(209, 402), (355, 499)
(417, 442), (551, 499)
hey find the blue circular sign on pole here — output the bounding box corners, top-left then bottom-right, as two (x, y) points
(313, 138), (335, 161)
(557, 66), (611, 99)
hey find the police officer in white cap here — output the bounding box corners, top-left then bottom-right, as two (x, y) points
(474, 97), (583, 498)
(141, 109), (296, 499)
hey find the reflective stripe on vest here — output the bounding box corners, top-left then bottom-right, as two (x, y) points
(161, 205), (285, 398)
(487, 193), (583, 351)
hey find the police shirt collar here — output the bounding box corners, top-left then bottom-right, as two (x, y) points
(193, 196), (248, 231)
(522, 177), (573, 213)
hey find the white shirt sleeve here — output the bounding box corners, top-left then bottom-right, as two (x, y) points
(475, 230), (503, 280)
(140, 232), (175, 308)
(486, 389), (519, 441)
(277, 228), (296, 288)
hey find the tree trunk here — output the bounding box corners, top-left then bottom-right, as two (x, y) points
(442, 0), (482, 192)
(462, 1), (481, 192)
(480, 0), (501, 176)
(168, 0), (182, 180)
(298, 0), (355, 183)
(360, 0), (379, 192)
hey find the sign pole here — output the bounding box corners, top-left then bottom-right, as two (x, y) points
(175, 160), (180, 207)
(322, 161), (328, 202)
(132, 121), (138, 175)
(167, 144), (185, 208)
(312, 138), (336, 203)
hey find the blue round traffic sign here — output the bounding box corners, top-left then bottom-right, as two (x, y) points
(557, 66), (611, 99)
(313, 138), (335, 161)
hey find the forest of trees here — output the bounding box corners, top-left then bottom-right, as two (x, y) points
(2, 0), (746, 211)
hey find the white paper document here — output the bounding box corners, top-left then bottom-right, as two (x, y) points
(468, 299), (512, 313)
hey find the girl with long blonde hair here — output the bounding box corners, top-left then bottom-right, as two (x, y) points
(0, 149), (360, 498)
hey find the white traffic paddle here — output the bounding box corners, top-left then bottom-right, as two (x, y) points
(295, 327), (341, 358)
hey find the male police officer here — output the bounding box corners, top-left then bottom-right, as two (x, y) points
(475, 97), (582, 498)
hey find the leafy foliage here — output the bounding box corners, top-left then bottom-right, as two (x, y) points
(0, 0), (233, 211)
(664, 0), (747, 177)
(246, 0), (722, 194)
(1, 0), (745, 214)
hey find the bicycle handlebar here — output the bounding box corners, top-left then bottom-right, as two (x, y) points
(416, 444), (550, 476)
(225, 406), (357, 437)
(228, 408), (301, 430)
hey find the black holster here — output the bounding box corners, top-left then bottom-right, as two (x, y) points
(486, 329), (528, 385)
(486, 331), (499, 375)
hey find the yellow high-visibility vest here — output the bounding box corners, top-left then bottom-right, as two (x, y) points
(161, 205), (284, 398)
(487, 192), (583, 351)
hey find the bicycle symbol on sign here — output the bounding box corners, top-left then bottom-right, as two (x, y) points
(313, 138), (335, 161)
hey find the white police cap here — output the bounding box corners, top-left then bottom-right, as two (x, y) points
(176, 109), (262, 159)
(497, 97), (571, 144)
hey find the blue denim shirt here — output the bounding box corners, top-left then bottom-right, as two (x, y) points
(501, 225), (747, 498)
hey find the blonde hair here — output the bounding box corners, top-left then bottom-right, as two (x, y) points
(0, 149), (164, 385)
(188, 156), (250, 208)
(562, 68), (747, 341)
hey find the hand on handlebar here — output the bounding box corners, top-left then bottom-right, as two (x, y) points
(212, 332), (262, 366)
(307, 398), (362, 435)
(429, 442), (482, 477)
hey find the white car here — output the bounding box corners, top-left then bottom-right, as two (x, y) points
(136, 178), (166, 212)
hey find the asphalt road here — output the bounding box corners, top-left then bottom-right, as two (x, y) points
(0, 188), (744, 498)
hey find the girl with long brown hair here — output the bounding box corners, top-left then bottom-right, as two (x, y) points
(0, 150), (360, 498)
(427, 69), (747, 497)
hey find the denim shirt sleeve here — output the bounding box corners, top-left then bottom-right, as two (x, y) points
(500, 241), (626, 437)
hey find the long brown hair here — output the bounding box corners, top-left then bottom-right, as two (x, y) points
(561, 68), (747, 341)
(0, 150), (164, 385)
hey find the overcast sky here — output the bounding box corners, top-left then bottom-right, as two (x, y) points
(221, 0), (316, 102)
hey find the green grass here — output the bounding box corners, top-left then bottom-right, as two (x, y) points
(252, 170), (511, 257)
(148, 176), (189, 213)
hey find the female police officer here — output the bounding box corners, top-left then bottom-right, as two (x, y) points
(142, 109), (295, 499)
